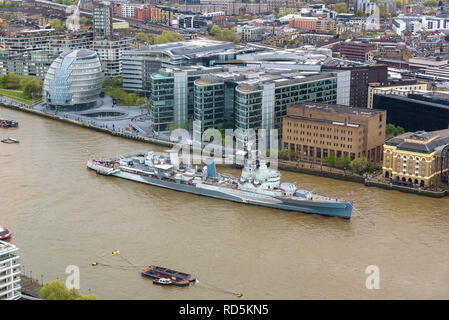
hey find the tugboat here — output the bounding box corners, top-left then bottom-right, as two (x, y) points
(141, 265), (196, 287)
(0, 226), (12, 240)
(1, 137), (19, 144)
(0, 119), (19, 128)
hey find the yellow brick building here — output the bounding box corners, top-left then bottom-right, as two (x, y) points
(382, 129), (449, 187)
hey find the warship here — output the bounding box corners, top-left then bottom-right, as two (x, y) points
(87, 150), (353, 219)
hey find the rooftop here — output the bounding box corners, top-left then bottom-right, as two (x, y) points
(136, 39), (236, 57)
(0, 240), (18, 254)
(288, 102), (385, 117)
(386, 129), (449, 153)
(60, 48), (97, 58)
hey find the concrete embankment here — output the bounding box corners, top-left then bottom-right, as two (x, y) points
(364, 180), (448, 198)
(278, 160), (365, 184)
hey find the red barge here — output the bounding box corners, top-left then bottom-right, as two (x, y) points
(141, 265), (196, 287)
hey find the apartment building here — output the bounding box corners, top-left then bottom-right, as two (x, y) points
(0, 241), (21, 300)
(93, 38), (131, 78)
(93, 1), (113, 40)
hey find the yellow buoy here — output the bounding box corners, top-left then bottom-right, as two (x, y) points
(112, 250), (120, 255)
(92, 262), (98, 266)
(236, 293), (243, 298)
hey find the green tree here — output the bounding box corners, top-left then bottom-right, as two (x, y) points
(50, 18), (65, 30)
(278, 149), (289, 159)
(423, 0), (438, 7)
(79, 16), (92, 24)
(349, 157), (373, 174)
(277, 9), (295, 18)
(136, 97), (146, 105)
(3, 73), (21, 89)
(386, 124), (405, 137)
(102, 76), (113, 89)
(21, 77), (42, 99)
(208, 25), (240, 44)
(335, 156), (351, 169)
(40, 280), (96, 300)
(154, 31), (184, 44)
(1, 11), (15, 20)
(210, 25), (222, 36)
(334, 3), (348, 14)
(111, 77), (122, 87)
(134, 32), (150, 43)
(324, 154), (336, 166)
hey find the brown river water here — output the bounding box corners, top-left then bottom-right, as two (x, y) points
(1, 106), (449, 299)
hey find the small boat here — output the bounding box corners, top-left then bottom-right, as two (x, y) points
(152, 278), (173, 286)
(0, 226), (12, 240)
(1, 137), (19, 144)
(141, 265), (196, 287)
(0, 119), (19, 128)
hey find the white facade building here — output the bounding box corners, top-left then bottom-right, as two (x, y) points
(120, 3), (136, 18)
(0, 241), (21, 300)
(393, 15), (449, 34)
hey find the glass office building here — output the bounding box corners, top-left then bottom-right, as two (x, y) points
(43, 49), (103, 111)
(123, 39), (256, 96)
(151, 66), (341, 138)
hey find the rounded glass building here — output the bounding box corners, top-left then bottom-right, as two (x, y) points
(43, 49), (103, 111)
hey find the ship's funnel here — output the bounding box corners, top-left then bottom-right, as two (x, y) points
(206, 158), (217, 179)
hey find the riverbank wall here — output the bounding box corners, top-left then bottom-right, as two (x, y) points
(364, 180), (448, 198)
(278, 160), (365, 183)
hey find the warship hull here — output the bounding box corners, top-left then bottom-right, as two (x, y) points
(104, 169), (352, 219)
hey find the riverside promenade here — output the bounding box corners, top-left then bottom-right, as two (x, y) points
(21, 275), (42, 299)
(0, 95), (174, 148)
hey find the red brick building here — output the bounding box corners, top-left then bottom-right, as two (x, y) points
(340, 41), (375, 62)
(289, 17), (318, 31)
(135, 6), (151, 21)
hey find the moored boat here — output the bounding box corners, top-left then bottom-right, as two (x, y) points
(0, 226), (12, 240)
(0, 119), (18, 128)
(1, 137), (19, 144)
(141, 265), (196, 287)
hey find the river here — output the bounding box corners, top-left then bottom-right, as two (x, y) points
(1, 106), (449, 299)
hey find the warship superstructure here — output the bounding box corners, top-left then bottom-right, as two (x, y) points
(87, 150), (353, 219)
